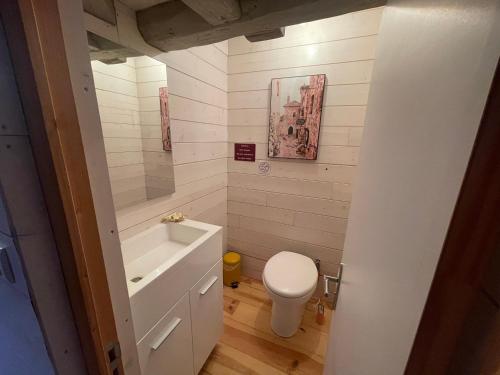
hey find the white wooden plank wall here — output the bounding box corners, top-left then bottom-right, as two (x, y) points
(91, 59), (148, 210)
(227, 8), (384, 279)
(115, 42), (229, 246)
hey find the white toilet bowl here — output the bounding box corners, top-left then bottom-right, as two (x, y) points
(262, 251), (318, 337)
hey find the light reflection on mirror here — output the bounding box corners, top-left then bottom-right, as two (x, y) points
(87, 32), (175, 211)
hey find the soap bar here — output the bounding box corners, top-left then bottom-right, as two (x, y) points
(161, 212), (185, 223)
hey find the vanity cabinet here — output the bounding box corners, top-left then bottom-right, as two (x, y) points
(124, 220), (223, 375)
(190, 260), (223, 374)
(137, 293), (194, 375)
(136, 260), (223, 374)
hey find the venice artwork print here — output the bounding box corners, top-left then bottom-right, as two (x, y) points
(159, 86), (172, 151)
(268, 74), (326, 160)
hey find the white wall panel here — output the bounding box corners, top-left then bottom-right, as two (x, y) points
(225, 7), (379, 280)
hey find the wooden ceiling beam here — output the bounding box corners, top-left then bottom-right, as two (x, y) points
(182, 0), (241, 25)
(137, 0), (387, 52)
(245, 27), (286, 42)
(82, 0), (116, 25)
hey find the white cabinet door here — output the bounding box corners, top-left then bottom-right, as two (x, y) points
(137, 293), (194, 375)
(190, 260), (223, 374)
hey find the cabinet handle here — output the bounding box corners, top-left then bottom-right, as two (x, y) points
(150, 317), (182, 351)
(199, 276), (218, 295)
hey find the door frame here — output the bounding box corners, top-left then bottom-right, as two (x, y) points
(0, 1), (123, 374)
(405, 59), (500, 373)
(2, 1), (498, 374)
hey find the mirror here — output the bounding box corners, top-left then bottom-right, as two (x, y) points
(87, 32), (175, 210)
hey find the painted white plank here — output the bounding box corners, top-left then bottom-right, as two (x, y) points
(109, 164), (146, 181)
(229, 60), (374, 92)
(228, 126), (267, 143)
(173, 142), (227, 164)
(102, 123), (142, 138)
(117, 172), (227, 233)
(228, 201), (294, 225)
(140, 125), (161, 139)
(142, 151), (174, 166)
(92, 71), (137, 97)
(294, 212), (348, 234)
(91, 60), (137, 81)
(106, 152), (144, 167)
(213, 40), (229, 55)
(170, 120), (227, 143)
(189, 44), (228, 73)
(135, 64), (167, 82)
(95, 90), (139, 111)
(113, 188), (147, 210)
(228, 83), (369, 109)
(144, 163), (175, 178)
(228, 106), (367, 127)
(111, 176), (147, 194)
(169, 95), (227, 125)
(136, 80), (168, 97)
(133, 56), (163, 67)
(228, 35), (378, 74)
(104, 138), (142, 152)
(165, 69), (227, 109)
(266, 191), (350, 218)
(97, 106), (140, 125)
(160, 50), (227, 91)
(228, 172), (333, 199)
(237, 215), (345, 249)
(227, 186), (267, 206)
(174, 158), (227, 186)
(228, 8), (383, 55)
(227, 159), (356, 183)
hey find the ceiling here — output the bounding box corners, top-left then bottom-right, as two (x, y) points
(84, 0), (386, 52)
(119, 0), (169, 11)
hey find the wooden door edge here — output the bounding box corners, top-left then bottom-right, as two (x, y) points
(1, 1), (124, 374)
(405, 59), (500, 374)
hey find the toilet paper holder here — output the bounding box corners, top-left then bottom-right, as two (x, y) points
(324, 263), (344, 309)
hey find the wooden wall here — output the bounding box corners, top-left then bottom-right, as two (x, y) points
(116, 42), (229, 246)
(226, 8), (384, 278)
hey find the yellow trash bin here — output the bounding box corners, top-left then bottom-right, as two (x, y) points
(223, 251), (241, 287)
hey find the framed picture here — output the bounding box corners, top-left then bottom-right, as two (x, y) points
(268, 74), (326, 160)
(159, 87), (172, 151)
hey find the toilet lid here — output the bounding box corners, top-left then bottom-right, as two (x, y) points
(263, 251), (318, 298)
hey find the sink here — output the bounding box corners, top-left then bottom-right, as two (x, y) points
(120, 219), (223, 342)
(121, 221), (207, 295)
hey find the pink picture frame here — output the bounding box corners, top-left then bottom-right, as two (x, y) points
(268, 74), (326, 160)
(159, 86), (172, 151)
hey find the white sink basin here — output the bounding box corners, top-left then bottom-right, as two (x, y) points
(120, 219), (222, 341)
(121, 221), (209, 296)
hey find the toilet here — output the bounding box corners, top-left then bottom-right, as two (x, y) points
(262, 251), (318, 337)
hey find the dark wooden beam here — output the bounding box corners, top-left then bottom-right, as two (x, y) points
(246, 27), (286, 42)
(83, 0), (116, 25)
(137, 0), (386, 51)
(182, 0), (241, 25)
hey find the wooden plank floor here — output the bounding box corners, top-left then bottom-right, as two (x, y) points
(201, 276), (333, 375)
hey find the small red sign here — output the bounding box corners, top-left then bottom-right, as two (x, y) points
(234, 143), (256, 162)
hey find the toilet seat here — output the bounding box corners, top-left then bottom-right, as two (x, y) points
(263, 251), (318, 298)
